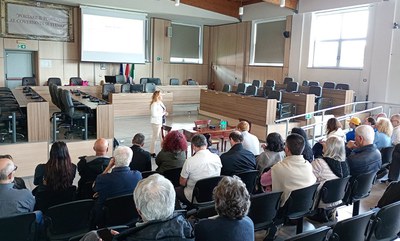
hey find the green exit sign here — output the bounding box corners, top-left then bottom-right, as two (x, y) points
(305, 113), (313, 120)
(17, 44), (26, 49)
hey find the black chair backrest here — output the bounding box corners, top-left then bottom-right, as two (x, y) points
(130, 84), (144, 93)
(46, 199), (94, 237)
(140, 78), (148, 85)
(163, 167), (183, 187)
(236, 170), (259, 194)
(317, 176), (351, 205)
(323, 82), (336, 89)
(57, 88), (65, 111)
(102, 84), (115, 100)
(345, 171), (376, 203)
(336, 84), (350, 90)
(268, 90), (282, 102)
(285, 226), (331, 241)
(263, 86), (273, 98)
(49, 83), (60, 107)
(309, 81), (320, 87)
(245, 85), (258, 96)
(0, 212), (37, 241)
(366, 201), (400, 241)
(222, 84), (231, 92)
(328, 210), (375, 241)
(115, 75), (126, 84)
(236, 83), (247, 94)
(380, 146), (394, 166)
(34, 185), (77, 212)
(121, 83), (131, 93)
(302, 80), (309, 86)
(22, 77), (36, 86)
(141, 170), (157, 178)
(283, 77), (293, 85)
(265, 79), (276, 89)
(170, 78), (180, 85)
(148, 78), (161, 85)
(309, 86), (322, 98)
(192, 176), (223, 203)
(247, 191), (282, 231)
(187, 79), (197, 85)
(61, 90), (76, 118)
(103, 194), (139, 226)
(144, 83), (156, 93)
(252, 79), (261, 88)
(286, 81), (299, 92)
(48, 77), (62, 86)
(70, 77), (83, 86)
(284, 183), (319, 219)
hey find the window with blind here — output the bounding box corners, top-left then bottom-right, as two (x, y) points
(309, 7), (369, 69)
(250, 19), (286, 66)
(170, 23), (202, 64)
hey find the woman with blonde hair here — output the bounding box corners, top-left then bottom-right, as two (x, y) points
(374, 117), (393, 149)
(150, 91), (168, 157)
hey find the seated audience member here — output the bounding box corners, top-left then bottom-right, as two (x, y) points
(156, 131), (187, 174)
(80, 174), (194, 241)
(0, 155), (35, 217)
(220, 131), (256, 176)
(390, 114), (400, 145)
(129, 133), (152, 172)
(176, 134), (222, 205)
(93, 146), (142, 227)
(237, 121), (260, 155)
(195, 176), (254, 241)
(271, 133), (317, 206)
(311, 136), (350, 222)
(376, 112), (388, 119)
(346, 125), (382, 176)
(33, 141), (77, 211)
(256, 132), (285, 174)
(374, 117), (393, 150)
(346, 117), (361, 142)
(313, 118), (346, 158)
(204, 133), (219, 155)
(77, 138), (111, 199)
(291, 127), (314, 162)
(364, 116), (377, 128)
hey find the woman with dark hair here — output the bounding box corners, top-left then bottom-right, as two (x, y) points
(195, 176), (254, 241)
(33, 141), (77, 211)
(256, 132), (285, 174)
(326, 118), (346, 140)
(291, 127), (314, 162)
(155, 131), (188, 174)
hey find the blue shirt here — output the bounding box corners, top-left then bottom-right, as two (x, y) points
(0, 183), (35, 218)
(347, 144), (382, 176)
(346, 129), (356, 142)
(374, 132), (392, 150)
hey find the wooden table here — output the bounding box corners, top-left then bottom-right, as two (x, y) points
(183, 126), (236, 152)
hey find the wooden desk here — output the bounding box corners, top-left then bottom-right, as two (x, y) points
(199, 89), (277, 140)
(183, 126), (235, 141)
(156, 85), (207, 104)
(11, 89), (50, 142)
(281, 92), (315, 119)
(110, 92), (173, 117)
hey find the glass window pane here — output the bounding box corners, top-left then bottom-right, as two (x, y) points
(342, 10), (369, 39)
(339, 40), (366, 68)
(313, 41), (338, 67)
(315, 14), (341, 40)
(253, 20), (286, 64)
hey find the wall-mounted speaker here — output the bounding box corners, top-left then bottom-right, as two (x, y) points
(283, 31), (290, 38)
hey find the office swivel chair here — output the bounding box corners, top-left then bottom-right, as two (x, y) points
(130, 84), (144, 93)
(252, 80), (261, 88)
(48, 77), (62, 86)
(268, 91), (296, 119)
(245, 85), (258, 96)
(187, 79), (197, 85)
(120, 83), (131, 93)
(102, 84), (115, 101)
(286, 81), (299, 92)
(283, 77), (293, 85)
(115, 75), (126, 84)
(170, 78), (180, 85)
(22, 77), (36, 86)
(148, 78), (162, 85)
(69, 77), (83, 86)
(144, 83), (156, 93)
(140, 78), (149, 85)
(336, 84), (350, 90)
(222, 84), (231, 93)
(265, 80), (276, 90)
(236, 83), (250, 95)
(309, 81), (320, 87)
(323, 81), (336, 89)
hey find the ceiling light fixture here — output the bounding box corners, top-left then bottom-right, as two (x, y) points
(175, 0), (180, 6)
(280, 0), (285, 8)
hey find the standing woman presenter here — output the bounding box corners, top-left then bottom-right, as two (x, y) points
(150, 91), (168, 157)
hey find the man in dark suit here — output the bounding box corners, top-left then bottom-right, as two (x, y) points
(220, 131), (256, 176)
(129, 133), (152, 172)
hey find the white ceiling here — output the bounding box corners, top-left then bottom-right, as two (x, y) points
(39, 0), (294, 25)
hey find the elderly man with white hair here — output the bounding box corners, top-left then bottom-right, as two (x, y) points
(346, 125), (382, 176)
(81, 174), (193, 241)
(92, 146), (142, 226)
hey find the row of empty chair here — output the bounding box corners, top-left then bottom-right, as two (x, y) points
(0, 87), (26, 142)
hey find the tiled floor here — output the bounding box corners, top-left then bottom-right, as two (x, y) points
(22, 108), (397, 241)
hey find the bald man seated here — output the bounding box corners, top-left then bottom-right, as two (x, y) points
(0, 155), (35, 217)
(77, 138), (111, 199)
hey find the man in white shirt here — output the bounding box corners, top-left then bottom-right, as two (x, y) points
(237, 121), (260, 155)
(271, 133), (317, 207)
(390, 114), (400, 145)
(176, 134), (222, 205)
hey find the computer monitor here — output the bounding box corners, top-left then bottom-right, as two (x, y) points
(105, 75), (116, 84)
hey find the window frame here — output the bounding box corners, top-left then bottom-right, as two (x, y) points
(170, 22), (203, 64)
(308, 6), (370, 70)
(250, 17), (286, 67)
